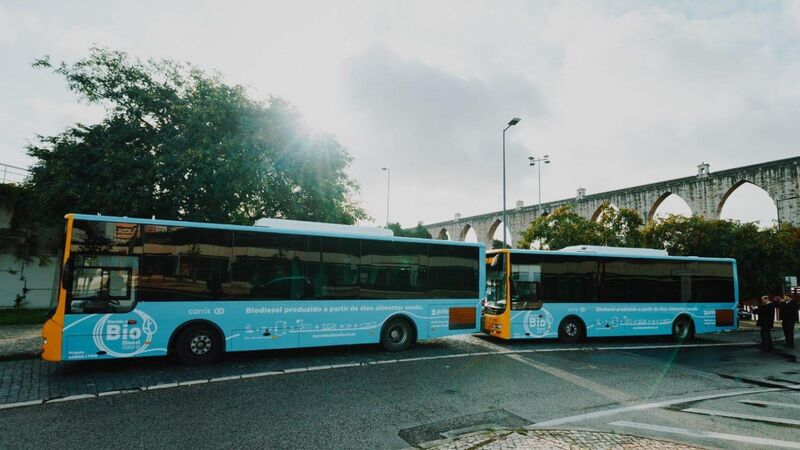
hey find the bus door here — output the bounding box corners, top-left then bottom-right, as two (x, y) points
(61, 255), (154, 360)
(509, 262), (551, 339)
(482, 252), (511, 338)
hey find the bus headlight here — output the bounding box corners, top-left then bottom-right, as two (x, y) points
(492, 324), (502, 330)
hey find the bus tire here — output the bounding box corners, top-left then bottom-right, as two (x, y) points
(381, 317), (415, 352)
(558, 317), (585, 344)
(671, 316), (694, 343)
(174, 323), (223, 365)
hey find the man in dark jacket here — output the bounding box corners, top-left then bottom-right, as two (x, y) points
(780, 295), (798, 348)
(755, 295), (775, 351)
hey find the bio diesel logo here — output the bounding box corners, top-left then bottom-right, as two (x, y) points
(92, 310), (158, 357)
(524, 308), (553, 338)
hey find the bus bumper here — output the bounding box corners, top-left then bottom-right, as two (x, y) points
(41, 318), (62, 362)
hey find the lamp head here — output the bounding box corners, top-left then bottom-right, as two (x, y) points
(508, 118), (521, 126)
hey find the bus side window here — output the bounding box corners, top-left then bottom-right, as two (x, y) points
(511, 264), (542, 310)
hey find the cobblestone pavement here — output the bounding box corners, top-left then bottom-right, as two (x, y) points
(0, 325), (41, 360)
(427, 429), (701, 449)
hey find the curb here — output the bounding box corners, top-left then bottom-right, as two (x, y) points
(0, 351), (41, 362)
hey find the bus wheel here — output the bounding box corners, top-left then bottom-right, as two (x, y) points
(175, 324), (223, 365)
(558, 317), (584, 344)
(671, 316), (694, 343)
(381, 317), (414, 352)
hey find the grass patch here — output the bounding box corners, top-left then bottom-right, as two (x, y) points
(0, 308), (49, 326)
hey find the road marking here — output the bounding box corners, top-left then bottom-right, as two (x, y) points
(0, 399), (43, 410)
(146, 382), (179, 390)
(46, 394), (96, 404)
(240, 370), (282, 379)
(610, 420), (800, 449)
(97, 390), (123, 397)
(510, 353), (634, 403)
(532, 388), (780, 427)
(209, 375), (241, 382)
(740, 399), (800, 409)
(682, 407), (800, 426)
(178, 379), (209, 386)
(0, 338), (762, 411)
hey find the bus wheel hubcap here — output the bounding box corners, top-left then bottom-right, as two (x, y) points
(389, 326), (405, 343)
(565, 323), (577, 336)
(676, 323), (686, 337)
(191, 335), (212, 355)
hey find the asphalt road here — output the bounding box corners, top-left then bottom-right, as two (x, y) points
(1, 330), (798, 449)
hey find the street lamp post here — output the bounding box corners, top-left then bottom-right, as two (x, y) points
(528, 155), (551, 211)
(381, 167), (391, 226)
(502, 118), (521, 249)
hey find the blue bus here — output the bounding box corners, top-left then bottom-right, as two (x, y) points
(42, 214), (485, 364)
(482, 246), (737, 342)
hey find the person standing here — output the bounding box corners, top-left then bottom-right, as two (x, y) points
(755, 295), (775, 351)
(780, 295), (798, 348)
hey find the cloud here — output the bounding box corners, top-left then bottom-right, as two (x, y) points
(341, 46), (546, 223)
(1, 1), (798, 228)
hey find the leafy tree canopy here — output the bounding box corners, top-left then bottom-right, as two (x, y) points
(518, 205), (800, 301)
(387, 222), (432, 239)
(491, 239), (511, 249)
(26, 47), (368, 226)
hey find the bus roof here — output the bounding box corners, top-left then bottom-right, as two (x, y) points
(559, 245), (668, 257)
(492, 248), (736, 264)
(66, 214), (484, 248)
(255, 217), (394, 238)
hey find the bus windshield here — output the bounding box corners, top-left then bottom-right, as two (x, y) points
(485, 253), (506, 315)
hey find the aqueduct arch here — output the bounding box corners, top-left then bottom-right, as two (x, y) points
(424, 157), (800, 239)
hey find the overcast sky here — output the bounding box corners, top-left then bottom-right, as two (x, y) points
(1, 1), (797, 230)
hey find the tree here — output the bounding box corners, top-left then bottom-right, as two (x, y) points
(518, 206), (800, 301)
(26, 48), (367, 226)
(491, 239), (511, 249)
(518, 204), (647, 250)
(517, 205), (605, 249)
(597, 203), (645, 247)
(642, 215), (799, 301)
(387, 222), (432, 239)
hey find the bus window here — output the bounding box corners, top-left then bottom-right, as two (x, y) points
(485, 254), (507, 314)
(511, 264), (542, 310)
(68, 256), (138, 313)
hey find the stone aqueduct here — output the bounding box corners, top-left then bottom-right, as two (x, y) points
(424, 156), (800, 246)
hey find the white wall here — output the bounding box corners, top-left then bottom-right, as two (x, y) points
(0, 253), (58, 309)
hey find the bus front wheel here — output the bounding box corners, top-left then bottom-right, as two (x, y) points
(174, 324), (223, 365)
(671, 316), (694, 343)
(558, 317), (585, 344)
(381, 317), (415, 352)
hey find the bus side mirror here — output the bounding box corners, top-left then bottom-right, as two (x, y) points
(61, 258), (74, 291)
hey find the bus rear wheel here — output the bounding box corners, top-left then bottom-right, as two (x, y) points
(174, 324), (223, 365)
(381, 317), (415, 352)
(558, 317), (584, 344)
(671, 316), (694, 343)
